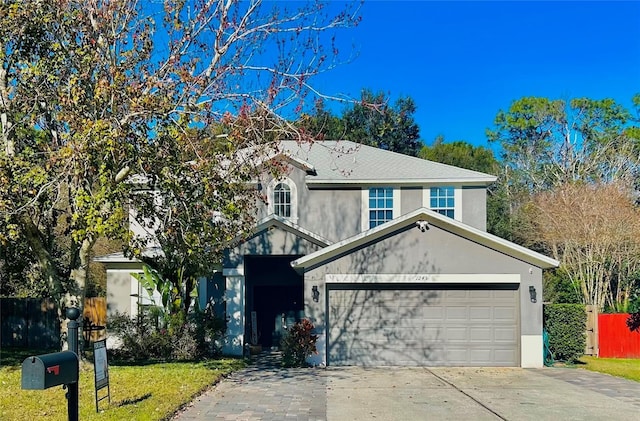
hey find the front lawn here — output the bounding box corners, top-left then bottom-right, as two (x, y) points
(579, 356), (640, 382)
(0, 348), (244, 421)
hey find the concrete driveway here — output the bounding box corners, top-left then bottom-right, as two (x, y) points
(174, 355), (640, 421)
(327, 367), (640, 420)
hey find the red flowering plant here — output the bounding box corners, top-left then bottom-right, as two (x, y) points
(281, 319), (318, 367)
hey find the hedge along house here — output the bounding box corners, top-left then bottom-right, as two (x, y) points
(99, 140), (558, 367)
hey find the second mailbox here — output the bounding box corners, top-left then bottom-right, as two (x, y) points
(21, 351), (79, 390)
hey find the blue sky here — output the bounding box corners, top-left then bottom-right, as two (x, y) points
(313, 1), (640, 148)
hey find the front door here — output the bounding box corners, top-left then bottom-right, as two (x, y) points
(245, 255), (304, 349)
(253, 285), (303, 348)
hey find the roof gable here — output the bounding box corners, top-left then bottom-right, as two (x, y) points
(234, 214), (331, 248)
(291, 208), (559, 271)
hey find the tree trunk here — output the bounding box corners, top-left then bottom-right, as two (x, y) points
(21, 214), (94, 349)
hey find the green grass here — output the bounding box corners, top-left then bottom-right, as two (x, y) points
(579, 356), (640, 382)
(0, 348), (245, 421)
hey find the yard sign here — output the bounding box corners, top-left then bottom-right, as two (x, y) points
(93, 340), (111, 412)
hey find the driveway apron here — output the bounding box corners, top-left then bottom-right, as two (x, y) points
(173, 352), (326, 421)
(174, 354), (640, 421)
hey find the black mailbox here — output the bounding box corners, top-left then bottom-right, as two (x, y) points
(21, 351), (79, 390)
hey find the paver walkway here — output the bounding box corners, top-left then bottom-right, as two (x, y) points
(173, 352), (326, 421)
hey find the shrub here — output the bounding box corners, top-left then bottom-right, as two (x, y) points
(107, 311), (172, 361)
(107, 304), (226, 361)
(543, 304), (586, 363)
(281, 319), (318, 367)
(543, 269), (582, 304)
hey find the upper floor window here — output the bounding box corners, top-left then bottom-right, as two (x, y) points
(430, 186), (455, 218)
(267, 178), (298, 222)
(369, 187), (394, 228)
(273, 183), (291, 217)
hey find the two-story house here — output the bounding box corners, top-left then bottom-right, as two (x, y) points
(98, 140), (558, 367)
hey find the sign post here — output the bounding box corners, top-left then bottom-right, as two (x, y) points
(93, 340), (111, 412)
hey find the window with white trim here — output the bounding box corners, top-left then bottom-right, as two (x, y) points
(267, 178), (298, 222)
(430, 186), (455, 218)
(368, 187), (394, 228)
(273, 183), (291, 217)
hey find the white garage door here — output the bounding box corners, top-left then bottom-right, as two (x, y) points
(327, 286), (519, 366)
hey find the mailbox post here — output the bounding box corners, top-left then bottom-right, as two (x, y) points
(21, 307), (81, 421)
(66, 307), (80, 421)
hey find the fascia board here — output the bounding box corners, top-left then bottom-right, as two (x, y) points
(305, 177), (497, 187)
(284, 155), (316, 173)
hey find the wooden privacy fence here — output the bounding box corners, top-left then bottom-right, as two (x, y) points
(1, 297), (107, 349)
(0, 298), (59, 349)
(598, 313), (640, 358)
(83, 297), (107, 344)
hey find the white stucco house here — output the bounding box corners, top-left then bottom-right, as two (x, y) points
(97, 140), (558, 367)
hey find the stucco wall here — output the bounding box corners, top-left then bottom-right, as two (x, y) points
(256, 167), (362, 243)
(301, 186), (361, 242)
(461, 186), (488, 231)
(225, 228), (325, 269)
(401, 187), (423, 214)
(106, 268), (137, 317)
(257, 164), (491, 245)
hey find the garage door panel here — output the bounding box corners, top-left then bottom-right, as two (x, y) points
(470, 327), (492, 342)
(494, 307), (517, 320)
(423, 326), (443, 341)
(446, 306), (468, 320)
(328, 287), (519, 366)
(495, 349), (518, 363)
(469, 307), (492, 320)
(446, 348), (470, 363)
(494, 327), (518, 342)
(445, 327), (468, 341)
(423, 306), (445, 319)
(470, 350), (494, 364)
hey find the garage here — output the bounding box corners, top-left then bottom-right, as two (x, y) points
(291, 208), (559, 368)
(327, 284), (519, 366)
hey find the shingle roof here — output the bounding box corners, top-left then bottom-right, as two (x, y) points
(278, 140), (497, 186)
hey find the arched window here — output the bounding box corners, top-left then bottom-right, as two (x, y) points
(273, 183), (291, 218)
(268, 178), (298, 222)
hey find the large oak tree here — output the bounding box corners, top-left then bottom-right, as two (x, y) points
(0, 0), (361, 333)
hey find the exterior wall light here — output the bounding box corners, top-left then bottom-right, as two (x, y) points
(312, 286), (320, 303)
(529, 285), (537, 303)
